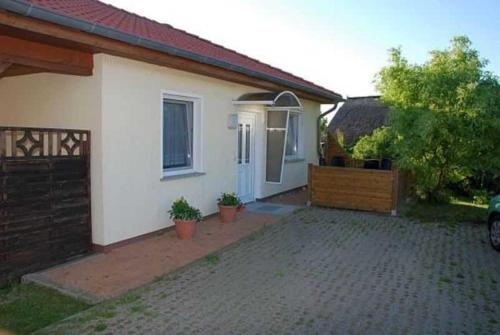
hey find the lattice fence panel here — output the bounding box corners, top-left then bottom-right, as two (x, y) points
(0, 127), (91, 284)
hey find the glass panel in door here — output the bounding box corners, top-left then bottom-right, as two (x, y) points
(237, 113), (255, 203)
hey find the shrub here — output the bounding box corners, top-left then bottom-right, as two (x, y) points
(472, 190), (489, 205)
(217, 192), (241, 207)
(168, 197), (202, 221)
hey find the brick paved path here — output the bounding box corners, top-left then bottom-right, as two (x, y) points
(39, 208), (500, 335)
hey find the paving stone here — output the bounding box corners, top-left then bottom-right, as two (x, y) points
(36, 208), (500, 335)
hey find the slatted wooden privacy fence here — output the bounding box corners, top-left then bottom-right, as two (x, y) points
(308, 164), (400, 214)
(0, 127), (91, 284)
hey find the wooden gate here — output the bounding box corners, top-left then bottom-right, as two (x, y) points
(0, 127), (91, 284)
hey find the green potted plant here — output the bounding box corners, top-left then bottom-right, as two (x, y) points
(217, 192), (242, 223)
(168, 197), (202, 240)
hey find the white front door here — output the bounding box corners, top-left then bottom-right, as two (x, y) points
(237, 112), (255, 203)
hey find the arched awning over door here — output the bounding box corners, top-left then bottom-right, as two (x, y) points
(233, 91), (302, 108)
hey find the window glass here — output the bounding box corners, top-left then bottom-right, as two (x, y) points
(266, 129), (287, 182)
(163, 99), (193, 170)
(266, 110), (288, 183)
(286, 113), (299, 157)
(267, 110), (288, 128)
(245, 124), (250, 163)
(237, 124), (242, 164)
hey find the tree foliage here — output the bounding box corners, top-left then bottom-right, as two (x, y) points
(352, 126), (392, 160)
(319, 116), (328, 142)
(374, 36), (500, 200)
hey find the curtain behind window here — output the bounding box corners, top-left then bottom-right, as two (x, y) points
(163, 99), (193, 170)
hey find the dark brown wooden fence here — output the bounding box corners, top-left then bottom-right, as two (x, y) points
(308, 164), (400, 214)
(0, 127), (91, 284)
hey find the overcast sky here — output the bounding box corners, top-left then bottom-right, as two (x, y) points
(103, 0), (500, 99)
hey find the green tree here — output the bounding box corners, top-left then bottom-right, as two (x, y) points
(319, 116), (328, 143)
(352, 126), (392, 160)
(376, 36), (500, 201)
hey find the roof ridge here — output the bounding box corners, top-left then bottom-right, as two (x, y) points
(171, 27), (324, 88)
(17, 0), (341, 99)
(96, 0), (332, 92)
(346, 95), (381, 100)
(98, 0), (173, 28)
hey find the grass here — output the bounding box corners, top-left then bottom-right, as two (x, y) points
(94, 322), (108, 332)
(113, 292), (140, 306)
(0, 283), (90, 335)
(204, 254), (220, 265)
(439, 276), (453, 284)
(247, 233), (259, 241)
(130, 304), (146, 313)
(402, 197), (487, 224)
(50, 291), (145, 330)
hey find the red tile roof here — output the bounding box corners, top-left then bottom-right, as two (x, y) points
(18, 0), (340, 100)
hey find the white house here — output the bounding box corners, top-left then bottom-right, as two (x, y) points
(0, 0), (342, 250)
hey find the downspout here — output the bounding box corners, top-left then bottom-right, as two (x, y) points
(317, 103), (339, 165)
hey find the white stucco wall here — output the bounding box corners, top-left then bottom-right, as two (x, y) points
(0, 53), (321, 246)
(99, 55), (250, 244)
(0, 55), (105, 244)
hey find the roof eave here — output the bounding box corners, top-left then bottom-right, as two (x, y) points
(0, 0), (343, 103)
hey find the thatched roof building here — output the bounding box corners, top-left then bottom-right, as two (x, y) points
(328, 96), (390, 147)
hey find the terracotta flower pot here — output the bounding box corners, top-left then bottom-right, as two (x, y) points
(174, 219), (196, 240)
(219, 205), (238, 223)
(237, 204), (246, 213)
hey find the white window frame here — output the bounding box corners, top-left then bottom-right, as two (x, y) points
(285, 110), (304, 161)
(161, 90), (203, 178)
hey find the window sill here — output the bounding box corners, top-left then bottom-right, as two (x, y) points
(285, 157), (305, 163)
(161, 172), (205, 181)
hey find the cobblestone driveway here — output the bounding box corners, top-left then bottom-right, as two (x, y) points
(40, 208), (500, 335)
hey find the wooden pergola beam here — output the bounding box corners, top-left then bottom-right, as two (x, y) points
(0, 64), (46, 78)
(0, 61), (12, 74)
(0, 35), (93, 76)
